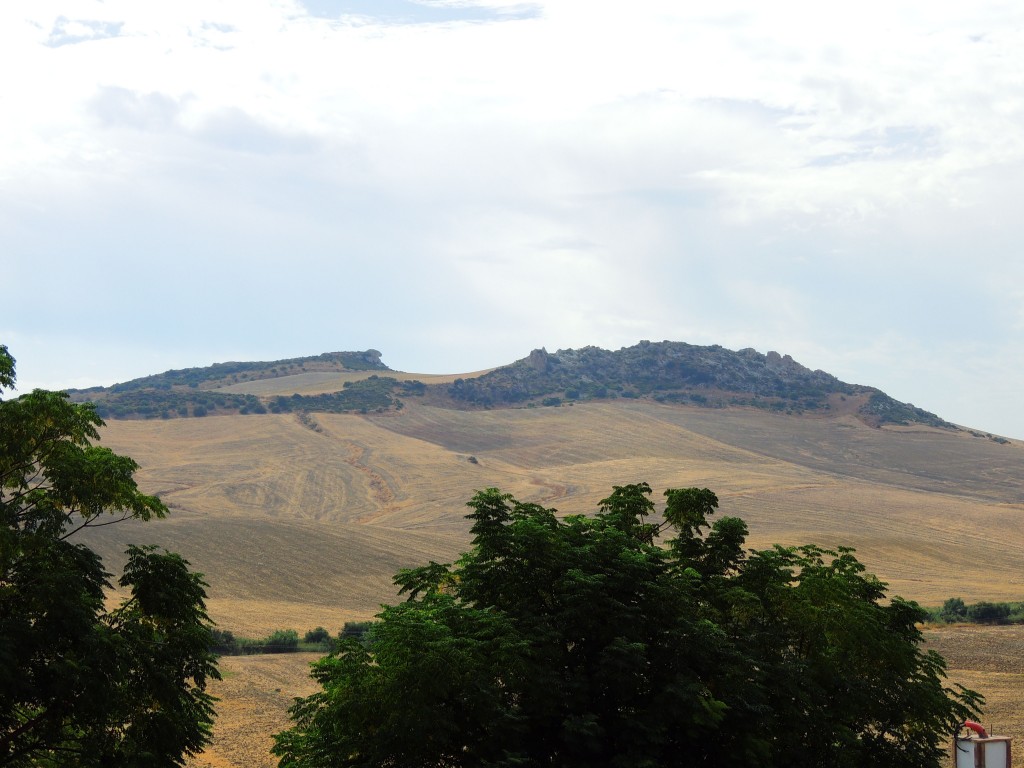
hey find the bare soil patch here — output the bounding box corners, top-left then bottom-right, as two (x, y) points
(187, 653), (320, 768)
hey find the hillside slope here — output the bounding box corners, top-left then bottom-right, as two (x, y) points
(81, 397), (1024, 636)
(57, 347), (1024, 768)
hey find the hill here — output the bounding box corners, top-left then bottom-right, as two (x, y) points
(67, 350), (415, 419)
(70, 342), (956, 431)
(62, 344), (1024, 765)
(76, 350), (390, 393)
(65, 343), (1022, 639)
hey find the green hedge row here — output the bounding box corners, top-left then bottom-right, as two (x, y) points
(926, 597), (1024, 625)
(210, 622), (376, 656)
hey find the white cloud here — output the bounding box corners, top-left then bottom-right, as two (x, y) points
(3, 0), (1024, 436)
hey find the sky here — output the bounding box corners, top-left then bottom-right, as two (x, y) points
(3, 1), (1023, 438)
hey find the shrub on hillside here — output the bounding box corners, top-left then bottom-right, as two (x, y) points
(939, 597), (968, 623)
(929, 598), (1024, 625)
(340, 621), (376, 646)
(967, 601), (1011, 625)
(211, 628), (239, 655)
(238, 629), (300, 654)
(304, 626), (331, 644)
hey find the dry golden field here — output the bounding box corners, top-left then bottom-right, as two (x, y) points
(216, 368), (495, 396)
(77, 390), (1024, 764)
(185, 653), (321, 768)
(926, 625), (1024, 754)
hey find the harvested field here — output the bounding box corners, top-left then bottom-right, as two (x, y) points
(925, 624), (1024, 748)
(186, 653), (320, 768)
(90, 399), (1024, 632)
(79, 391), (1024, 764)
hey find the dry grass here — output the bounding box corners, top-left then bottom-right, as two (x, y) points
(925, 625), (1024, 748)
(214, 369), (494, 396)
(81, 398), (1024, 763)
(186, 653), (320, 768)
(88, 400), (1024, 631)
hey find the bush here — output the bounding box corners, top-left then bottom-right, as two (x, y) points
(211, 628), (239, 655)
(304, 627), (331, 644)
(264, 629), (300, 652)
(340, 621), (375, 645)
(236, 629), (301, 654)
(967, 601), (1011, 625)
(940, 597), (968, 623)
(929, 598), (1024, 625)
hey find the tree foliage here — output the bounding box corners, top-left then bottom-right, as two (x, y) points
(0, 345), (219, 767)
(274, 482), (980, 768)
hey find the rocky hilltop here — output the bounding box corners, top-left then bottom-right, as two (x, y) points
(66, 341), (951, 429)
(445, 341), (951, 428)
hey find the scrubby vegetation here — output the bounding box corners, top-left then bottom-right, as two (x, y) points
(68, 349), (400, 419)
(338, 621), (375, 643)
(446, 341), (954, 429)
(927, 597), (1024, 625)
(266, 377), (424, 415)
(77, 375), (426, 420)
(80, 350), (389, 394)
(91, 389), (268, 419)
(211, 629), (303, 655)
(210, 623), (376, 656)
(863, 392), (951, 428)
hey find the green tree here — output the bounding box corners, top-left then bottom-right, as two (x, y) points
(303, 627), (331, 645)
(940, 596), (968, 622)
(273, 483), (979, 768)
(0, 345), (219, 767)
(967, 601), (1010, 625)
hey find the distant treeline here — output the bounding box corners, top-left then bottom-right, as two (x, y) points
(926, 597), (1024, 625)
(267, 377), (426, 416)
(92, 390), (267, 419)
(211, 622), (374, 656)
(86, 376), (426, 420)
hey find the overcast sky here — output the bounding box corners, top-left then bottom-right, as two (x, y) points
(3, 0), (1023, 437)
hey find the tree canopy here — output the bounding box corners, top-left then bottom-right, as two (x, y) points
(0, 345), (219, 767)
(274, 482), (980, 768)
